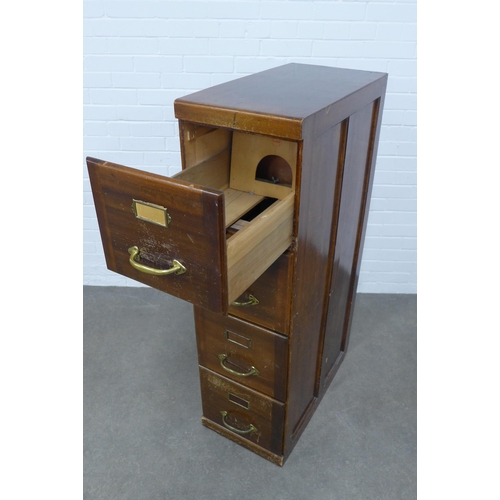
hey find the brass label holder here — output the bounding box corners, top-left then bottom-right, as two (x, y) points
(228, 392), (250, 410)
(225, 330), (252, 349)
(131, 199), (171, 227)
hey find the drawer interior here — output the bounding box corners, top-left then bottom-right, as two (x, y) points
(87, 125), (297, 313)
(175, 124), (297, 304)
(175, 124), (297, 223)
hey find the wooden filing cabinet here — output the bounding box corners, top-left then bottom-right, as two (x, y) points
(87, 63), (387, 466)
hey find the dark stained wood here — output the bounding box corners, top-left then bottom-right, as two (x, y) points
(319, 102), (378, 387)
(339, 95), (385, 356)
(310, 76), (388, 140)
(87, 157), (227, 313)
(228, 251), (294, 334)
(315, 119), (349, 394)
(282, 121), (343, 453)
(175, 63), (388, 140)
(195, 307), (288, 401)
(176, 101), (302, 142)
(282, 100), (386, 463)
(199, 366), (285, 456)
(179, 66), (386, 465)
(88, 64), (388, 466)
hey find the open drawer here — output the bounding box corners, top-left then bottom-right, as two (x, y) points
(87, 127), (297, 314)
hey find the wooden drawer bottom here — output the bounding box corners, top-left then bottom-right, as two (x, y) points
(199, 367), (285, 457)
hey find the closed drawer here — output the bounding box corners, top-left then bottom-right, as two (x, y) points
(87, 127), (296, 314)
(199, 366), (285, 456)
(228, 251), (293, 334)
(195, 307), (288, 401)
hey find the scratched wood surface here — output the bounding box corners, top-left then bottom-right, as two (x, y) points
(87, 157), (227, 314)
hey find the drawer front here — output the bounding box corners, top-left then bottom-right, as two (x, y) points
(228, 251), (293, 334)
(87, 157), (227, 313)
(199, 367), (285, 456)
(195, 308), (288, 401)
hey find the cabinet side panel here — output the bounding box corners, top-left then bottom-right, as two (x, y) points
(284, 121), (343, 449)
(338, 92), (385, 357)
(320, 100), (380, 387)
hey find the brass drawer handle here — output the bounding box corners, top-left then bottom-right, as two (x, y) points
(220, 411), (257, 435)
(218, 354), (260, 377)
(231, 294), (259, 307)
(127, 246), (186, 276)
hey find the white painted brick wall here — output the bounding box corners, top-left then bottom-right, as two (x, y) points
(83, 0), (417, 293)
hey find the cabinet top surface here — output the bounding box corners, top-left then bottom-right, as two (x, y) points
(174, 63), (386, 122)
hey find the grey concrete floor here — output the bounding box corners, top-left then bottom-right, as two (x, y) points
(83, 287), (416, 500)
